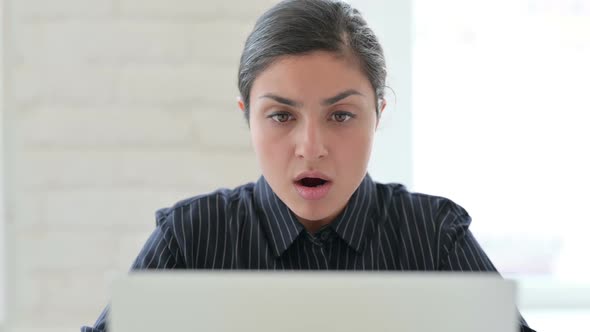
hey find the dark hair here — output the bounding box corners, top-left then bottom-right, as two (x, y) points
(238, 0), (387, 122)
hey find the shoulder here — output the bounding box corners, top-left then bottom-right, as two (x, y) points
(374, 182), (471, 228)
(153, 182), (256, 227)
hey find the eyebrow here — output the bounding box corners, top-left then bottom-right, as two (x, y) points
(259, 89), (364, 108)
(259, 94), (303, 108)
(321, 89), (364, 106)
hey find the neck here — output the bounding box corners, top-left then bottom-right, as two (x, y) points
(295, 206), (344, 234)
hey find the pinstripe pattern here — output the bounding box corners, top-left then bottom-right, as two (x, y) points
(82, 174), (534, 332)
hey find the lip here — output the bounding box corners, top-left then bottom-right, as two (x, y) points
(293, 170), (333, 201)
(293, 170), (332, 182)
(294, 180), (333, 200)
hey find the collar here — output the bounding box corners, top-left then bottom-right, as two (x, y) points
(253, 173), (378, 257)
(329, 173), (378, 253)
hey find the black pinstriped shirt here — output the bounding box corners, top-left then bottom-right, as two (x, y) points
(82, 174), (535, 332)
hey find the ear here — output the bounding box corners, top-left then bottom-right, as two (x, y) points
(237, 96), (246, 112)
(376, 98), (387, 129)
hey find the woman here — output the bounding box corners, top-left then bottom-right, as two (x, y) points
(82, 0), (535, 331)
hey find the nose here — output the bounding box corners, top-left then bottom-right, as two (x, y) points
(295, 120), (328, 161)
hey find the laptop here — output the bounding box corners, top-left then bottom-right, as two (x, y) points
(110, 271), (518, 332)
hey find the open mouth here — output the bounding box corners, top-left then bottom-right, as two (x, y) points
(297, 177), (329, 187)
(293, 172), (333, 200)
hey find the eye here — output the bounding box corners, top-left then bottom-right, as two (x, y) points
(330, 111), (355, 123)
(268, 112), (294, 123)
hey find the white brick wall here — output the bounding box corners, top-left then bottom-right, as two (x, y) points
(19, 107), (194, 146)
(3, 0), (277, 330)
(118, 0), (277, 18)
(15, 21), (192, 64)
(118, 63), (238, 104)
(20, 149), (258, 188)
(13, 65), (118, 105)
(12, 0), (114, 19)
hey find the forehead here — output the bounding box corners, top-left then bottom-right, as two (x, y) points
(250, 51), (375, 102)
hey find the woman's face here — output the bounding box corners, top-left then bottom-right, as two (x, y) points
(242, 51), (384, 231)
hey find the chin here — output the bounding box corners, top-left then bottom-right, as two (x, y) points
(291, 201), (336, 223)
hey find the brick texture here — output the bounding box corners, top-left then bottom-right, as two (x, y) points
(3, 0), (278, 330)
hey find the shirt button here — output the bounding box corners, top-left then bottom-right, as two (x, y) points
(320, 231), (330, 241)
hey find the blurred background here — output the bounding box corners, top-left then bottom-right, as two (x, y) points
(1, 0), (588, 331)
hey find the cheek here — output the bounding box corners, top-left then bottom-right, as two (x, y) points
(250, 120), (268, 151)
(251, 126), (290, 164)
(343, 140), (372, 165)
(334, 127), (374, 160)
